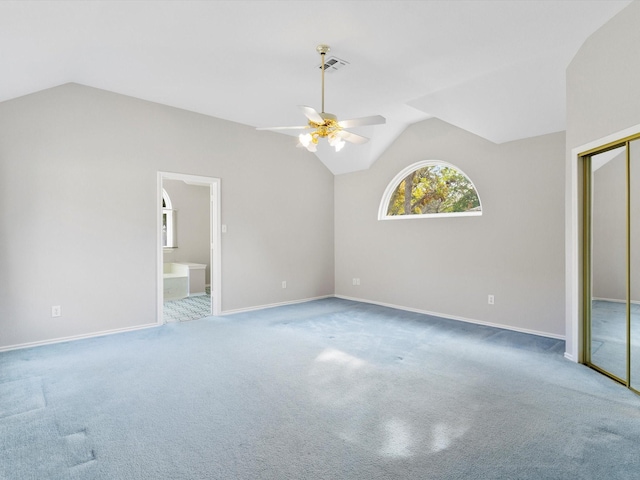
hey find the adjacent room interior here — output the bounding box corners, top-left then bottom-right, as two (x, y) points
(2, 1), (640, 478)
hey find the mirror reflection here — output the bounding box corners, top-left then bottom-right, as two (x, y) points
(590, 145), (627, 380)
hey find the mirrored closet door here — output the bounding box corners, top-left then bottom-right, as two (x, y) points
(586, 136), (640, 392)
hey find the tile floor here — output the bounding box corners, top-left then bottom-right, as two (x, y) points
(163, 287), (212, 323)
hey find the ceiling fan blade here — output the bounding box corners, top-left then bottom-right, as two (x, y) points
(256, 125), (311, 131)
(337, 130), (369, 145)
(338, 115), (386, 128)
(299, 105), (324, 124)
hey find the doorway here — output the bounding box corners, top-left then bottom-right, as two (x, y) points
(157, 172), (221, 323)
(583, 137), (640, 391)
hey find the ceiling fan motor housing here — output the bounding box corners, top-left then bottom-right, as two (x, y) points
(309, 113), (341, 139)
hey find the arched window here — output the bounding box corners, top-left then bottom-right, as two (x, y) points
(162, 189), (177, 248)
(379, 161), (482, 220)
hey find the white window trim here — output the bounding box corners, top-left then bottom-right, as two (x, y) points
(378, 160), (483, 220)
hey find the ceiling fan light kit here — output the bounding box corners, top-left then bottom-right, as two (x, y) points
(298, 112), (346, 153)
(257, 44), (385, 153)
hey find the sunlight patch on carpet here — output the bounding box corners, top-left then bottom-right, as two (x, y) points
(315, 348), (366, 369)
(309, 348), (373, 407)
(379, 417), (413, 458)
(430, 422), (468, 453)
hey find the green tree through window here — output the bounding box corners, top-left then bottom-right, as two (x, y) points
(382, 162), (481, 218)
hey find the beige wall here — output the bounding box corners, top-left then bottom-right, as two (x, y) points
(566, 0), (640, 357)
(335, 118), (566, 337)
(0, 83), (334, 349)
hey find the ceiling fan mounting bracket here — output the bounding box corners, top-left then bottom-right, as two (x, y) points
(316, 44), (330, 55)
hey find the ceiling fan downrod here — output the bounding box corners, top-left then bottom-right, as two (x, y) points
(316, 44), (330, 114)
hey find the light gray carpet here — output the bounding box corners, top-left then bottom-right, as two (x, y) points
(590, 299), (640, 384)
(2, 298), (640, 479)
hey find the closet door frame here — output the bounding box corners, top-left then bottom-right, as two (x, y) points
(582, 134), (640, 392)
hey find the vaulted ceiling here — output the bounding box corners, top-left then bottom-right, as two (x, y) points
(0, 0), (632, 174)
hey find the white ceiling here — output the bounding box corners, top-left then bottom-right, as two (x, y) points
(0, 0), (632, 174)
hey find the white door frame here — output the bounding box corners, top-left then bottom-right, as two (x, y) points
(157, 172), (221, 323)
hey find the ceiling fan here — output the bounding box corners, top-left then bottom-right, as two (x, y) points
(257, 44), (386, 152)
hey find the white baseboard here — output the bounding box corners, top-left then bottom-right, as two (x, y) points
(221, 295), (333, 316)
(0, 323), (160, 353)
(592, 297), (640, 305)
(592, 297), (625, 303)
(335, 295), (566, 341)
(564, 352), (576, 362)
(1, 294), (567, 353)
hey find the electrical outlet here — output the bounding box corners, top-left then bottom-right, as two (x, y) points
(282, 281), (287, 289)
(51, 305), (61, 317)
(356, 278), (360, 286)
(488, 295), (495, 305)
(352, 278), (357, 285)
